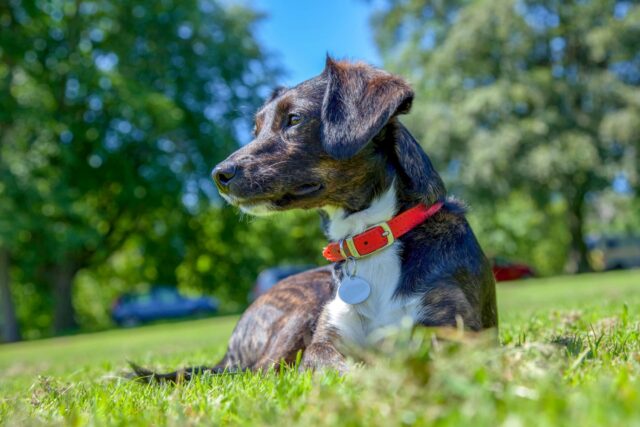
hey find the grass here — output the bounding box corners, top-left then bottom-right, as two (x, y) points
(1, 269), (640, 426)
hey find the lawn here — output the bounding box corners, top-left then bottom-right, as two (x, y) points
(1, 270), (640, 426)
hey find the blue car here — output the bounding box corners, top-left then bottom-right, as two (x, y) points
(111, 286), (218, 327)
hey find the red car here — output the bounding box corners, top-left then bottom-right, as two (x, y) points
(491, 257), (535, 282)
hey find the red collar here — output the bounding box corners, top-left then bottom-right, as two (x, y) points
(322, 202), (444, 262)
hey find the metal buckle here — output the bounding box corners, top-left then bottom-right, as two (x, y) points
(338, 237), (361, 258)
(339, 239), (348, 259)
(377, 222), (395, 250)
(339, 222), (395, 259)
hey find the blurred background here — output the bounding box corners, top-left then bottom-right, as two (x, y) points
(0, 0), (638, 342)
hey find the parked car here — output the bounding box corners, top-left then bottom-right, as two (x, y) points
(491, 257), (535, 282)
(250, 265), (315, 301)
(588, 235), (640, 271)
(111, 286), (218, 327)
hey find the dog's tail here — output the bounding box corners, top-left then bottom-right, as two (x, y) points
(128, 361), (240, 383)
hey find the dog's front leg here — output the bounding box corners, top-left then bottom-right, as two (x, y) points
(301, 341), (347, 373)
(301, 310), (348, 373)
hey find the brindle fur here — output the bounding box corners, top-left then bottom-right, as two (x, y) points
(132, 57), (497, 382)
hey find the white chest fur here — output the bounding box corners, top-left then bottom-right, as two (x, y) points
(323, 185), (422, 348)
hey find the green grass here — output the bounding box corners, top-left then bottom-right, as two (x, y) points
(1, 270), (640, 426)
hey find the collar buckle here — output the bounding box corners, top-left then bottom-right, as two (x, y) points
(339, 236), (362, 258)
(376, 222), (395, 251)
(339, 221), (396, 260)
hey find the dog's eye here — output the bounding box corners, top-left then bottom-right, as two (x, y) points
(286, 114), (302, 127)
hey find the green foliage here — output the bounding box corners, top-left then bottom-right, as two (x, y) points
(373, 0), (640, 274)
(1, 270), (640, 425)
(0, 0), (278, 337)
(176, 207), (326, 311)
(69, 207), (326, 331)
(468, 191), (570, 275)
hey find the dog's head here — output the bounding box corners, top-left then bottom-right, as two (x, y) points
(213, 57), (443, 215)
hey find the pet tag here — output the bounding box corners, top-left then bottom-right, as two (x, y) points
(338, 275), (371, 305)
(338, 255), (371, 305)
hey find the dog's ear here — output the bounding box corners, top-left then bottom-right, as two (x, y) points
(320, 57), (414, 160)
(267, 86), (287, 102)
(393, 128), (446, 201)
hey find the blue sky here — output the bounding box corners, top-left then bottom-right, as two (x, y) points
(249, 0), (382, 86)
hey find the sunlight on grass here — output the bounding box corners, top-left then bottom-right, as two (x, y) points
(1, 270), (639, 426)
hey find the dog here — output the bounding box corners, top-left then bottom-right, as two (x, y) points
(132, 57), (497, 381)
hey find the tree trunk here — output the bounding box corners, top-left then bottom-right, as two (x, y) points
(52, 260), (78, 334)
(0, 248), (21, 342)
(565, 195), (591, 274)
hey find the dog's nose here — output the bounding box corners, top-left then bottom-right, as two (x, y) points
(212, 163), (238, 189)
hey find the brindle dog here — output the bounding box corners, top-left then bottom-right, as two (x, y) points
(132, 57), (497, 381)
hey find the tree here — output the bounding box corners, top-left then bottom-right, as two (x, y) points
(0, 138), (27, 342)
(373, 0), (640, 273)
(0, 0), (276, 335)
(177, 208), (326, 311)
(0, 248), (21, 342)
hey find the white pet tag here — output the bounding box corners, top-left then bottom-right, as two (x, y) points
(338, 256), (371, 305)
(338, 275), (371, 305)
